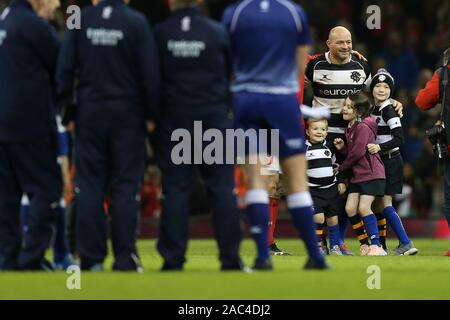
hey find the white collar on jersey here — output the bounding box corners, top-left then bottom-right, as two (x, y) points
(325, 51), (352, 64)
(306, 140), (327, 147)
(376, 99), (391, 111)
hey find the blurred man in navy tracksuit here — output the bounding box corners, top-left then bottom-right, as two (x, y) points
(153, 0), (243, 271)
(56, 0), (159, 271)
(0, 0), (62, 270)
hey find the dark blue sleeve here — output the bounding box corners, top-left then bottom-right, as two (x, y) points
(136, 18), (160, 121)
(221, 6), (234, 32)
(24, 17), (60, 76)
(221, 26), (233, 82)
(296, 5), (311, 46)
(56, 29), (78, 107)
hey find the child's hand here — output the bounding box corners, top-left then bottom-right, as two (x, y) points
(334, 138), (345, 150)
(338, 183), (347, 195)
(367, 143), (381, 154)
(333, 163), (340, 175)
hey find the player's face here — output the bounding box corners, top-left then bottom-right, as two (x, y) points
(342, 98), (357, 121)
(329, 34), (352, 61)
(373, 83), (390, 103)
(307, 121), (328, 143)
(37, 0), (60, 20)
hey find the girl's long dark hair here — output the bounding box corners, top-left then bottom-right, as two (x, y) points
(347, 91), (372, 118)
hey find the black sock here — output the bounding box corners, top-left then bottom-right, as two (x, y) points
(316, 222), (325, 247)
(349, 215), (369, 245)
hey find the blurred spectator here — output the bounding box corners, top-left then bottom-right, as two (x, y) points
(380, 30), (420, 90)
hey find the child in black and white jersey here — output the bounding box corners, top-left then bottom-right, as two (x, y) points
(367, 69), (418, 256)
(305, 118), (347, 255)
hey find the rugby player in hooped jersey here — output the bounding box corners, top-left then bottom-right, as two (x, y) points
(304, 26), (404, 252)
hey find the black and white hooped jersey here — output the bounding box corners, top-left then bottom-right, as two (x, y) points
(370, 100), (403, 153)
(306, 140), (337, 189)
(305, 52), (371, 136)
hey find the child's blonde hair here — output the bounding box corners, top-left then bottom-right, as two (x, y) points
(306, 118), (328, 130)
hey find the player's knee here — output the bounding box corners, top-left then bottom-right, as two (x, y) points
(327, 215), (338, 226)
(314, 213), (325, 224)
(345, 203), (357, 216)
(382, 195), (393, 208)
(358, 202), (371, 215)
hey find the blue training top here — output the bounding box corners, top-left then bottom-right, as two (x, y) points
(222, 0), (311, 95)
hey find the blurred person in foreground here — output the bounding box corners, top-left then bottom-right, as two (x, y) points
(153, 0), (245, 272)
(56, 0), (159, 271)
(223, 0), (329, 270)
(0, 0), (61, 270)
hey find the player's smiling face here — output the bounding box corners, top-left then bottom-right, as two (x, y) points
(342, 98), (357, 121)
(307, 120), (328, 143)
(328, 30), (353, 62)
(373, 83), (390, 103)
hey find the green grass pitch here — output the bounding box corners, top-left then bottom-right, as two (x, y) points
(0, 239), (449, 300)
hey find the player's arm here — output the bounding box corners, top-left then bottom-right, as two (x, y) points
(56, 28), (78, 130)
(390, 99), (404, 117)
(24, 17), (60, 76)
(137, 17), (160, 131)
(295, 4), (312, 79)
(59, 155), (71, 197)
(297, 45), (310, 79)
(56, 123), (71, 197)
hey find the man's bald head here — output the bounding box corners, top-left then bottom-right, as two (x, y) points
(328, 26), (351, 42)
(326, 26), (352, 64)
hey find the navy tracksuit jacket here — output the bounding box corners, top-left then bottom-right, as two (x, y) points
(56, 0), (159, 270)
(0, 0), (62, 270)
(154, 7), (242, 270)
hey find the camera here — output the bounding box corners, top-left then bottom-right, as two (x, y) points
(426, 125), (448, 160)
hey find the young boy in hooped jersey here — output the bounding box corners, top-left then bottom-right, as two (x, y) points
(305, 118), (347, 255)
(367, 69), (418, 256)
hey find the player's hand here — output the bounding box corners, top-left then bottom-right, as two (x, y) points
(146, 121), (156, 133)
(65, 121), (75, 133)
(351, 50), (368, 62)
(367, 143), (381, 154)
(390, 99), (404, 118)
(334, 138), (344, 150)
(338, 183), (347, 195)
